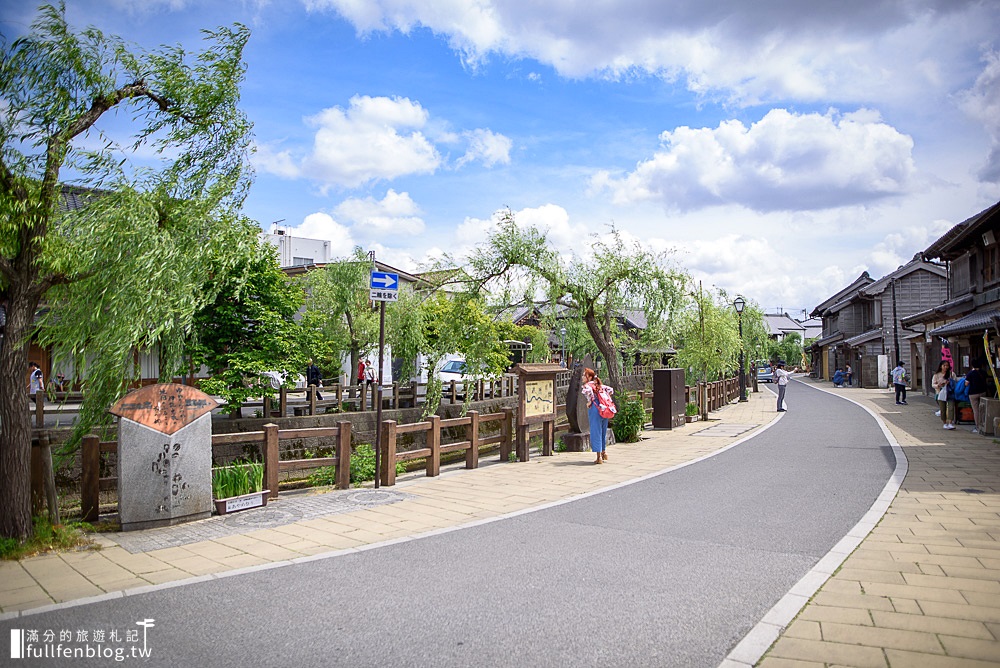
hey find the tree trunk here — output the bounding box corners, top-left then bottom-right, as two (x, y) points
(583, 313), (621, 390)
(0, 285), (38, 540)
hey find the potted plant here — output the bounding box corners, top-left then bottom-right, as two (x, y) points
(685, 402), (699, 423)
(212, 460), (269, 515)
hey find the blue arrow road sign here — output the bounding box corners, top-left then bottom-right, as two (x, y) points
(370, 271), (399, 290)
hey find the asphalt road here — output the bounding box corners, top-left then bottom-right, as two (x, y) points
(4, 380), (896, 667)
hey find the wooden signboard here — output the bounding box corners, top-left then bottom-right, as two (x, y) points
(515, 363), (561, 426)
(514, 363), (563, 461)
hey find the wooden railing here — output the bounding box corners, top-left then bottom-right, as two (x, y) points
(80, 422), (352, 522)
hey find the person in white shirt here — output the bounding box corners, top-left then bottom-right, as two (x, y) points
(27, 361), (44, 398)
(774, 361), (793, 412)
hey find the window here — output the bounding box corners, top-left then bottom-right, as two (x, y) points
(292, 256), (314, 266)
(984, 246), (1000, 285)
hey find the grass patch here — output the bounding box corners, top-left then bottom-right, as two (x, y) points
(0, 516), (97, 560)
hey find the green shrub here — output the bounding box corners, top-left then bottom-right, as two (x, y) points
(212, 461), (264, 499)
(309, 443), (405, 486)
(611, 393), (645, 443)
(685, 402), (699, 416)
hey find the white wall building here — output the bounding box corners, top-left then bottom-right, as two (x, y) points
(261, 230), (331, 268)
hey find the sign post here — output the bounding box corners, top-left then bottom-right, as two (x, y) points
(513, 363), (562, 462)
(369, 265), (399, 487)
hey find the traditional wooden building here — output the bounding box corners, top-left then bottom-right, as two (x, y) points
(809, 257), (948, 387)
(901, 200), (1000, 393)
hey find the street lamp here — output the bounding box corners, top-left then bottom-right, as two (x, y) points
(559, 326), (567, 367)
(733, 296), (747, 402)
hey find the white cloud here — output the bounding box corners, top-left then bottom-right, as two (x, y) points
(303, 1), (994, 104)
(253, 95), (511, 188)
(959, 50), (1000, 183)
(456, 128), (512, 168)
(302, 95), (440, 189)
(334, 189), (426, 236)
(252, 143), (299, 179)
(591, 108), (917, 212)
(456, 203), (586, 251)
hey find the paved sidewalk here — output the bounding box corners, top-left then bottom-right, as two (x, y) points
(759, 379), (1000, 667)
(1, 390), (776, 617)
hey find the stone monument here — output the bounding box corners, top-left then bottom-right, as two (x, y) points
(110, 383), (218, 531)
(561, 354), (593, 452)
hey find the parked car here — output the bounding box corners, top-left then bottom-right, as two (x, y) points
(436, 357), (499, 398)
(756, 364), (774, 383)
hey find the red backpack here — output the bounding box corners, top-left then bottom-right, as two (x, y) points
(596, 387), (617, 419)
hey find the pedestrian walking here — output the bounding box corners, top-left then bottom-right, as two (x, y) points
(891, 360), (908, 405)
(27, 361), (43, 398)
(582, 367), (615, 464)
(932, 360), (957, 430)
(306, 359), (323, 400)
(356, 359), (366, 387)
(774, 361), (792, 411)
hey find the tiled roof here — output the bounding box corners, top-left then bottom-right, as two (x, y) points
(929, 309), (1000, 337)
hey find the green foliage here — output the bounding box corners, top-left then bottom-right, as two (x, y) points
(610, 393), (645, 443)
(211, 461), (264, 499)
(675, 286), (741, 384)
(299, 248), (379, 374)
(326, 443), (404, 485)
(465, 209), (687, 388)
(189, 238), (305, 413)
(685, 402), (699, 416)
(0, 4), (255, 537)
(0, 517), (95, 560)
(769, 331), (804, 368)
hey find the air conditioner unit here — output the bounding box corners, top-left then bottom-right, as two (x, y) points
(984, 230), (996, 246)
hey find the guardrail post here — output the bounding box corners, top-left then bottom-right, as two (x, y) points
(392, 382), (400, 409)
(39, 433), (60, 525)
(336, 421), (351, 489)
(309, 385), (317, 415)
(410, 381), (419, 408)
(82, 434), (100, 522)
(263, 423), (279, 500)
(450, 380), (458, 404)
(279, 387), (288, 417)
(263, 396), (272, 419)
(380, 420), (397, 486)
(427, 415), (441, 477)
(500, 407), (514, 462)
(360, 385), (367, 412)
(34, 391), (45, 428)
(466, 411), (480, 469)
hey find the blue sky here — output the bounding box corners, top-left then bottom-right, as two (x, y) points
(3, 0), (1000, 316)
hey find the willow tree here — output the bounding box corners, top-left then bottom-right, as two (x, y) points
(297, 249), (379, 382)
(0, 5), (254, 540)
(467, 209), (687, 390)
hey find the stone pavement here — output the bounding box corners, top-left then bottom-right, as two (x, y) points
(4, 379), (999, 667)
(0, 389), (776, 618)
(757, 378), (1000, 667)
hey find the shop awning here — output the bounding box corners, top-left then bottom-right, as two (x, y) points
(929, 309), (1000, 337)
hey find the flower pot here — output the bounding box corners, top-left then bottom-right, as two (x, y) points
(214, 490), (270, 515)
(685, 415), (696, 423)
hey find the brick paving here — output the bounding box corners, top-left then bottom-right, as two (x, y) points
(758, 378), (1000, 667)
(0, 391), (773, 616)
(6, 379), (998, 667)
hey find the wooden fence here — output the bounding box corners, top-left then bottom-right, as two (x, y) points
(74, 374), (740, 518)
(80, 422), (352, 522)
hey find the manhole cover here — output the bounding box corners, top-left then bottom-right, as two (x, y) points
(223, 507), (303, 528)
(343, 489), (405, 505)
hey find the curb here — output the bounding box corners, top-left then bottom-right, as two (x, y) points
(719, 379), (908, 668)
